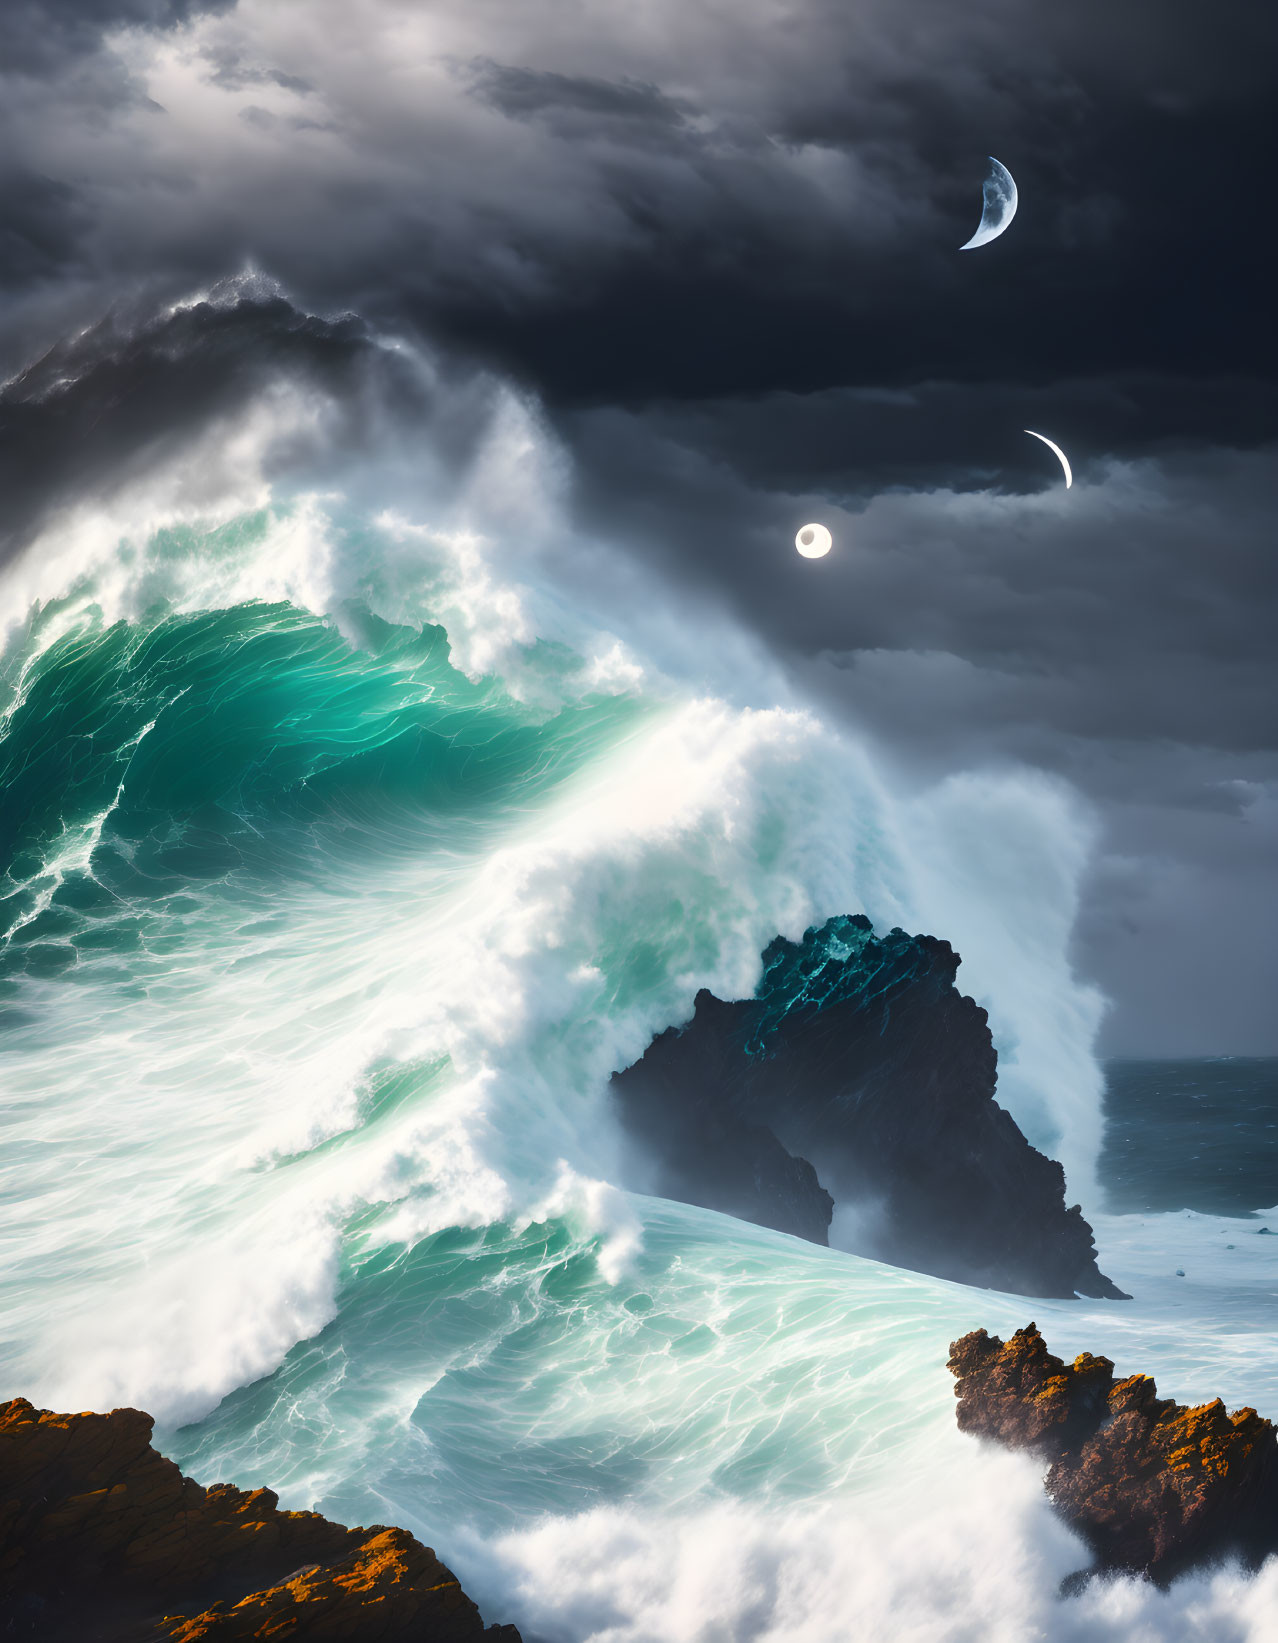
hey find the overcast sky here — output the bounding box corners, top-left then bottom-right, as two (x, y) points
(2, 0), (1275, 1054)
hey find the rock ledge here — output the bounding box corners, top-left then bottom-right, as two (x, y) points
(948, 1324), (1278, 1581)
(0, 1396), (521, 1641)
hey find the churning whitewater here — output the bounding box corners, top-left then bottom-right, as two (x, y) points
(1, 338), (1274, 1642)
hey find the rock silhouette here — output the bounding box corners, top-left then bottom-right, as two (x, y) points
(612, 915), (1124, 1299)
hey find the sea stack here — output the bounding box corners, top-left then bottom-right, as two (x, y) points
(612, 915), (1125, 1300)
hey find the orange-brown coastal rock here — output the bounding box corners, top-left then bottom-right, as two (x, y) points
(948, 1325), (1278, 1582)
(0, 1397), (521, 1641)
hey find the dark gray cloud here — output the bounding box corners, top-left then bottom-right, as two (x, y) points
(467, 62), (688, 134)
(561, 376), (1278, 502)
(0, 284), (508, 570)
(2, 0), (1272, 411)
(0, 293), (376, 561)
(4, 0), (231, 76)
(556, 397), (1277, 773)
(0, 172), (84, 290)
(1074, 793), (1278, 1057)
(0, 0), (1273, 1052)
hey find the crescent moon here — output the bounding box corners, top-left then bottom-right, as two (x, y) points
(960, 156), (1018, 250)
(1024, 429), (1073, 489)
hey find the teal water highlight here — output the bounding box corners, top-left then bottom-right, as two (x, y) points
(0, 593), (644, 972)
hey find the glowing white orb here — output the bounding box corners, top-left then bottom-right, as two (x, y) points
(795, 522), (833, 558)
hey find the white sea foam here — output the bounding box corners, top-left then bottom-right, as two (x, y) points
(477, 1494), (1278, 1643)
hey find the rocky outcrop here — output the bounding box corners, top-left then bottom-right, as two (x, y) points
(613, 1026), (836, 1245)
(612, 915), (1124, 1299)
(0, 1396), (521, 1641)
(948, 1324), (1278, 1581)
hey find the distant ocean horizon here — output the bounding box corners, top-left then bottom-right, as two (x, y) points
(1101, 1056), (1278, 1217)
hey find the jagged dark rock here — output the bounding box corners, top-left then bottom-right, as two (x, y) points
(613, 1001), (835, 1246)
(611, 915), (1125, 1299)
(948, 1324), (1278, 1582)
(0, 1396), (521, 1641)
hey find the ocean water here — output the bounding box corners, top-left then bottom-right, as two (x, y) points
(1101, 1058), (1278, 1219)
(1, 370), (1276, 1642)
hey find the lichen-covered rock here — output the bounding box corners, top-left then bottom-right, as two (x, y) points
(948, 1324), (1278, 1581)
(161, 1527), (520, 1641)
(0, 1397), (521, 1641)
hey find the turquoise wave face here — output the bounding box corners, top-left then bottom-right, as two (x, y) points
(0, 590), (645, 988)
(165, 1202), (1008, 1538)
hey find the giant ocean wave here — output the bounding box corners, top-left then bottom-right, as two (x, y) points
(1, 295), (1274, 1641)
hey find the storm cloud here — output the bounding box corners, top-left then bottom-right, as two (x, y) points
(0, 0), (1274, 1051)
